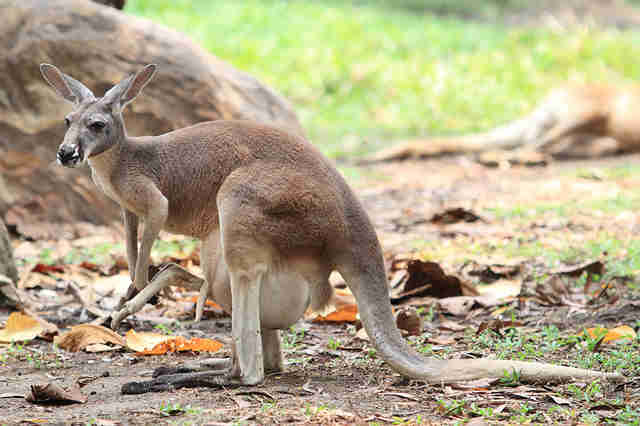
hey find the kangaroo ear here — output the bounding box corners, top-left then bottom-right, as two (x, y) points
(40, 64), (95, 104)
(103, 64), (156, 110)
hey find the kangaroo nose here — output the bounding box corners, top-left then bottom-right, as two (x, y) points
(57, 145), (80, 165)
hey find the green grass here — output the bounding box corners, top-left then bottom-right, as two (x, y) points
(125, 0), (640, 158)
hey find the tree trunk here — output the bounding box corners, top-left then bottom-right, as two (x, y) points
(0, 0), (304, 240)
(0, 219), (19, 307)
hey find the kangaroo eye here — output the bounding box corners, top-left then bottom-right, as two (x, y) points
(89, 121), (106, 132)
(64, 118), (70, 128)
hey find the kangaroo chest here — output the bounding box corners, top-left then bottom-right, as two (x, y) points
(90, 166), (121, 203)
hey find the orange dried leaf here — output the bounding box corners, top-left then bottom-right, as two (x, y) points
(185, 296), (222, 309)
(132, 334), (223, 355)
(584, 326), (636, 344)
(0, 312), (44, 343)
(313, 304), (358, 323)
(603, 325), (636, 343)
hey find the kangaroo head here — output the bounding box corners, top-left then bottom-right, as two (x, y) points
(40, 64), (157, 168)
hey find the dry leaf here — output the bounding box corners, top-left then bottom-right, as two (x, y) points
(124, 329), (173, 352)
(0, 312), (44, 343)
(391, 260), (477, 303)
(32, 263), (65, 274)
(551, 259), (605, 277)
(584, 325), (636, 344)
(430, 207), (485, 224)
(185, 296), (224, 311)
(135, 336), (224, 355)
(54, 324), (125, 352)
(26, 382), (87, 404)
(476, 279), (522, 299)
(308, 288), (359, 323)
(84, 343), (120, 353)
(125, 329), (223, 355)
(477, 319), (524, 335)
(395, 306), (422, 336)
(312, 303), (358, 323)
(439, 296), (476, 316)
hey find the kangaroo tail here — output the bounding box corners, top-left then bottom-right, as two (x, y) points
(337, 218), (622, 383)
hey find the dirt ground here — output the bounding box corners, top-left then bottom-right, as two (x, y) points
(1, 154), (639, 425)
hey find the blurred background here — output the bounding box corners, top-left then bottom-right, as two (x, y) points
(126, 0), (640, 158)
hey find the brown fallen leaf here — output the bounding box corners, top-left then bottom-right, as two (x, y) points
(31, 263), (65, 274)
(391, 260), (477, 303)
(476, 279), (522, 299)
(468, 263), (521, 281)
(430, 207), (486, 225)
(84, 343), (120, 353)
(54, 324), (125, 352)
(551, 259), (605, 278)
(394, 306), (422, 336)
(438, 296), (476, 316)
(26, 381), (87, 404)
(476, 319), (524, 336)
(0, 312), (45, 343)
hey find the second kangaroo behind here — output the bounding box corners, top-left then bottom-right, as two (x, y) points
(40, 63), (620, 394)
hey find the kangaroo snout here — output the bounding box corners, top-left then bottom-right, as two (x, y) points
(57, 143), (82, 167)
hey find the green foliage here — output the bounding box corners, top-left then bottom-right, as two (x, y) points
(158, 402), (202, 417)
(282, 325), (307, 350)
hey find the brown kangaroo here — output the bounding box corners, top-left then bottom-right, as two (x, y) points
(40, 63), (621, 394)
(368, 84), (640, 162)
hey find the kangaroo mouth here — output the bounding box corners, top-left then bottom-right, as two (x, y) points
(57, 146), (83, 168)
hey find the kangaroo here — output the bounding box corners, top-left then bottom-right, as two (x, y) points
(368, 84), (640, 162)
(40, 63), (621, 394)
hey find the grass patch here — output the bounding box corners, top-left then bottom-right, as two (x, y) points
(484, 194), (640, 221)
(125, 0), (640, 158)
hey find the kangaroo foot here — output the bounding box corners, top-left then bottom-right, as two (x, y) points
(121, 369), (242, 394)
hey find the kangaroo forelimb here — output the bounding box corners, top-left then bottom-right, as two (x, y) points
(110, 263), (205, 329)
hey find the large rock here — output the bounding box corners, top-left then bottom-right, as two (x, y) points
(0, 0), (304, 239)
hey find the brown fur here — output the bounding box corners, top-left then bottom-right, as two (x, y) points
(369, 84), (640, 162)
(40, 64), (621, 392)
